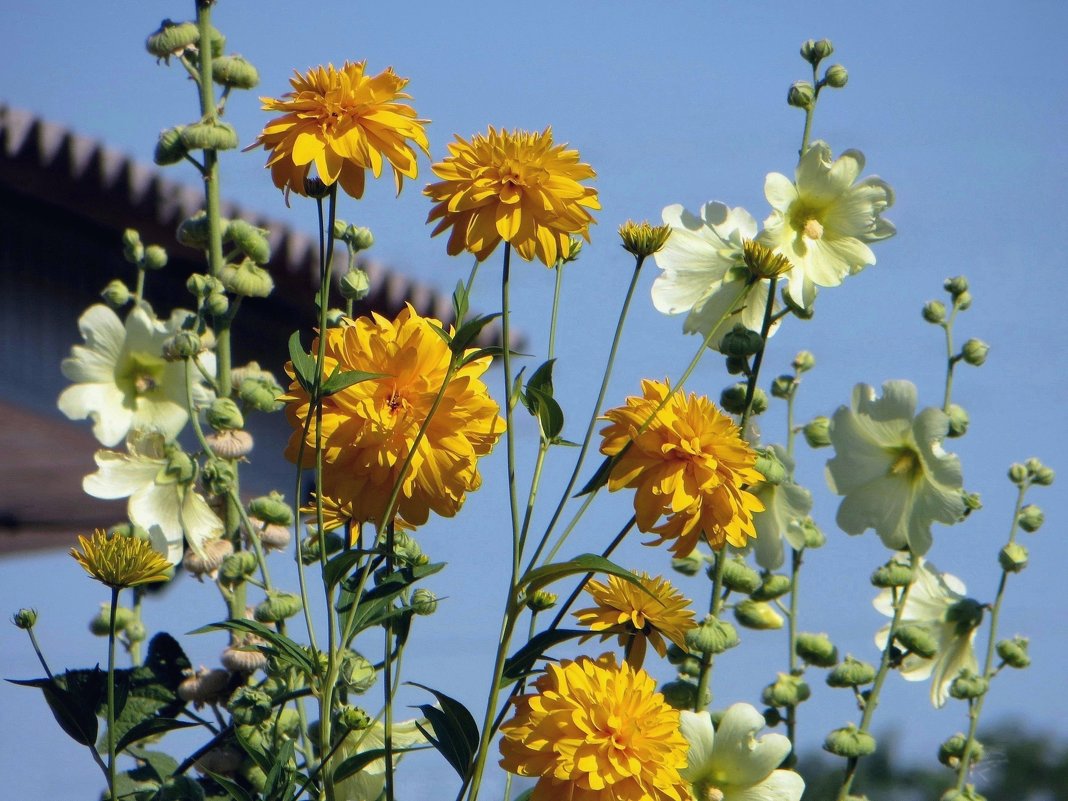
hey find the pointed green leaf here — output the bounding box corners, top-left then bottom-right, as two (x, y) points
(426, 321), (452, 345)
(202, 769), (254, 801)
(330, 745), (428, 784)
(287, 331), (318, 395)
(322, 548), (378, 589)
(408, 682), (478, 780)
(527, 359), (556, 395)
(9, 672), (102, 746)
(115, 717), (199, 754)
(459, 346), (504, 367)
(126, 748), (179, 784)
(451, 313), (502, 355)
(191, 619), (313, 674)
(501, 629), (588, 685)
(451, 279), (469, 323)
(576, 453), (621, 496)
(320, 369), (386, 397)
(519, 554), (644, 596)
(263, 739), (296, 799)
(527, 386), (564, 442)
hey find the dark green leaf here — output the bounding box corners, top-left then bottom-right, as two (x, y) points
(519, 554), (644, 596)
(337, 561), (444, 619)
(451, 313), (501, 355)
(234, 722), (272, 773)
(115, 717), (199, 754)
(459, 346), (504, 367)
(501, 629), (587, 684)
(576, 453), (620, 496)
(191, 620), (313, 675)
(263, 739), (296, 799)
(126, 749), (179, 784)
(408, 682), (479, 780)
(287, 331), (317, 395)
(527, 359), (556, 396)
(320, 369), (386, 397)
(426, 321), (452, 345)
(201, 770), (253, 801)
(9, 671), (103, 746)
(526, 386), (564, 442)
(331, 745), (428, 784)
(322, 548), (378, 589)
(451, 279), (469, 323)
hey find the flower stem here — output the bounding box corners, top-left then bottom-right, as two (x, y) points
(694, 551), (727, 710)
(785, 546), (803, 749)
(383, 520), (397, 801)
(800, 64), (821, 156)
(106, 585), (120, 798)
(941, 301), (962, 413)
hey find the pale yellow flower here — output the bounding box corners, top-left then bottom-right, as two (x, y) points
(70, 529), (172, 589)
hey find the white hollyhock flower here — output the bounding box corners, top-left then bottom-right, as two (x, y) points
(651, 202), (780, 349)
(825, 380), (965, 555)
(759, 141), (895, 309)
(335, 718), (428, 801)
(750, 446), (813, 571)
(680, 703), (805, 801)
(875, 557), (982, 708)
(83, 431), (223, 563)
(59, 304), (213, 446)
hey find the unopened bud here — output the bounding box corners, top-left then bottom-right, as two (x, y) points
(207, 397), (245, 431)
(725, 355), (748, 375)
(335, 705), (372, 733)
(154, 126), (188, 166)
(12, 608), (37, 629)
(961, 339), (989, 366)
(248, 492), (293, 526)
(221, 261), (274, 298)
(947, 598), (984, 636)
(955, 290), (973, 310)
(797, 517), (826, 549)
(770, 374), (794, 400)
(211, 55), (260, 90)
(239, 375), (284, 413)
(734, 599), (784, 630)
(326, 308), (346, 328)
(183, 538), (234, 580)
(1017, 504), (1043, 533)
(122, 229), (144, 264)
(803, 417), (832, 448)
(752, 574), (791, 601)
(89, 604), (134, 636)
(754, 448), (787, 486)
(204, 292), (229, 316)
(894, 623), (938, 658)
(824, 724), (876, 758)
(685, 617), (740, 656)
(718, 558), (762, 595)
(995, 637), (1030, 669)
(145, 20), (200, 59)
(1008, 463), (1028, 485)
(162, 330), (202, 361)
(339, 651), (376, 693)
(347, 226), (375, 251)
(254, 592), (302, 623)
(226, 220), (271, 265)
(1032, 465), (1055, 486)
(762, 673), (811, 708)
(618, 219), (672, 257)
(525, 590), (557, 612)
(720, 325), (764, 358)
(142, 245), (168, 271)
(792, 350), (815, 372)
(177, 212), (219, 250)
(922, 300), (946, 324)
(787, 81), (815, 109)
(998, 543), (1028, 572)
(801, 38), (834, 65)
(946, 404), (969, 438)
(823, 64), (849, 88)
(671, 551), (705, 577)
(949, 670), (988, 700)
(227, 686), (272, 726)
(660, 679), (701, 711)
(410, 588), (438, 615)
(795, 632), (838, 667)
(181, 120), (239, 152)
(782, 286), (815, 319)
(871, 560), (913, 588)
(826, 656), (876, 688)
(219, 550), (258, 584)
(339, 268), (371, 301)
(944, 275), (969, 296)
(101, 279), (131, 308)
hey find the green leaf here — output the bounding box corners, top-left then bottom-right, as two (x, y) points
(234, 722), (272, 773)
(451, 313), (501, 355)
(331, 745), (428, 784)
(201, 769), (253, 801)
(263, 739), (296, 799)
(519, 554), (644, 596)
(287, 331), (318, 395)
(336, 561), (443, 619)
(527, 359), (556, 396)
(526, 386), (564, 442)
(459, 346), (504, 367)
(426, 321), (452, 345)
(322, 548), (378, 589)
(576, 453), (621, 496)
(320, 368), (386, 397)
(9, 670), (103, 746)
(115, 717), (199, 754)
(126, 748), (179, 784)
(191, 619), (313, 675)
(408, 682), (479, 780)
(501, 629), (588, 685)
(451, 279), (470, 323)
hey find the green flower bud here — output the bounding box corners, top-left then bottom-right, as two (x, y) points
(803, 417), (832, 448)
(954, 290), (973, 310)
(787, 81), (816, 109)
(242, 763), (268, 793)
(332, 219), (350, 240)
(894, 623), (938, 658)
(220, 550), (258, 584)
(141, 245), (168, 271)
(1032, 465), (1055, 486)
(335, 704), (372, 733)
(824, 724), (876, 758)
(162, 446), (195, 482)
(922, 300), (947, 324)
(719, 557), (762, 595)
(205, 25), (226, 58)
(801, 38), (834, 65)
(181, 120), (239, 152)
(752, 574), (791, 601)
(326, 308), (347, 327)
(304, 176), (330, 198)
(962, 491), (982, 515)
(226, 220), (271, 265)
(944, 275), (969, 296)
(525, 590), (558, 611)
(239, 375), (284, 413)
(754, 448), (787, 486)
(153, 126), (188, 166)
(124, 620), (147, 643)
(947, 598), (984, 635)
(162, 330), (203, 361)
(770, 375), (795, 400)
(734, 599), (784, 630)
(346, 225), (376, 252)
(101, 279), (131, 308)
(89, 605), (134, 636)
(254, 592), (303, 623)
(185, 272), (220, 298)
(1017, 504), (1043, 533)
(121, 229), (144, 264)
(995, 636), (1030, 669)
(685, 617), (740, 656)
(207, 397), (245, 431)
(411, 588), (438, 615)
(204, 291), (229, 316)
(827, 655), (877, 688)
(946, 404), (969, 438)
(998, 543), (1028, 573)
(938, 732), (984, 768)
(146, 20), (200, 59)
(677, 654), (703, 679)
(720, 325), (764, 358)
(211, 54), (260, 90)
(1008, 464), (1028, 485)
(228, 686), (273, 726)
(949, 669), (988, 700)
(220, 261), (274, 298)
(660, 679), (701, 711)
(12, 608), (38, 629)
(871, 560), (913, 588)
(797, 517), (826, 549)
(339, 268), (371, 301)
(725, 355), (748, 376)
(671, 551), (705, 577)
(961, 338), (989, 366)
(823, 64), (849, 88)
(247, 492), (293, 526)
(792, 350), (815, 373)
(762, 707), (783, 727)
(339, 650), (376, 694)
(782, 287), (815, 319)
(762, 673), (811, 708)
(795, 632), (838, 667)
(177, 212), (223, 250)
(720, 384), (768, 416)
(300, 531), (344, 565)
(201, 457), (237, 496)
(108, 522), (151, 541)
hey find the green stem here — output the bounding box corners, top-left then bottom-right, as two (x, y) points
(694, 552), (727, 710)
(106, 586), (120, 798)
(800, 64), (821, 155)
(547, 260), (565, 361)
(785, 547), (803, 748)
(383, 521), (397, 801)
(133, 268), (145, 306)
(941, 302), (961, 413)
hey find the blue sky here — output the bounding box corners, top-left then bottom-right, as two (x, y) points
(2, 1), (1067, 798)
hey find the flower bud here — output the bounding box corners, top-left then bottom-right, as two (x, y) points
(248, 492), (293, 526)
(827, 655), (876, 688)
(871, 560), (913, 588)
(239, 375), (284, 413)
(1007, 464), (1028, 487)
(952, 290), (974, 312)
(782, 287), (815, 319)
(762, 707), (783, 727)
(685, 617), (740, 656)
(219, 550), (258, 585)
(801, 38), (834, 65)
(228, 686), (273, 726)
(998, 543), (1028, 573)
(326, 308), (347, 327)
(347, 226), (375, 251)
(146, 20), (200, 59)
(803, 417), (832, 448)
(734, 599), (784, 630)
(125, 620), (147, 643)
(181, 120), (239, 152)
(718, 558), (762, 595)
(12, 608), (38, 629)
(248, 517), (291, 551)
(947, 598), (984, 635)
(725, 355), (748, 375)
(222, 261), (274, 298)
(996, 636), (1030, 669)
(300, 531), (344, 565)
(226, 220), (271, 265)
(922, 300), (946, 324)
(101, 279), (131, 308)
(823, 64), (849, 88)
(204, 292), (229, 316)
(720, 325), (764, 358)
(795, 632), (838, 667)
(787, 81), (816, 109)
(944, 275), (969, 296)
(894, 623), (938, 658)
(411, 588), (438, 615)
(183, 538), (233, 580)
(89, 604), (134, 636)
(937, 403), (969, 439)
(142, 245), (168, 271)
(824, 724), (876, 758)
(721, 384), (768, 416)
(202, 457), (237, 496)
(1017, 504), (1043, 533)
(162, 330), (203, 362)
(1032, 465), (1055, 486)
(960, 338), (989, 366)
(753, 448), (787, 486)
(177, 212), (220, 250)
(335, 704), (372, 733)
(339, 650), (376, 694)
(206, 429), (254, 460)
(660, 679), (701, 711)
(938, 732), (983, 768)
(671, 551), (705, 577)
(339, 268), (371, 301)
(676, 654), (703, 679)
(211, 54), (260, 90)
(221, 638), (267, 673)
(207, 398), (245, 431)
(762, 673), (811, 708)
(304, 176), (330, 198)
(178, 667), (230, 706)
(791, 351), (815, 374)
(770, 375), (794, 400)
(332, 219), (350, 239)
(121, 229), (144, 265)
(254, 592), (302, 623)
(618, 220), (672, 257)
(748, 576), (790, 605)
(797, 517), (826, 549)
(153, 125), (189, 166)
(525, 590), (558, 611)
(949, 669), (988, 700)
(963, 491), (982, 514)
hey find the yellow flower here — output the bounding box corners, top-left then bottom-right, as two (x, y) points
(283, 305), (504, 529)
(301, 493), (415, 548)
(425, 126), (600, 267)
(70, 529), (173, 589)
(250, 61), (429, 200)
(600, 379), (765, 556)
(619, 220), (672, 258)
(499, 654), (689, 801)
(574, 572), (695, 669)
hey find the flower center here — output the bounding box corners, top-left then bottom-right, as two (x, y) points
(498, 160), (527, 188)
(802, 217), (824, 239)
(888, 447), (922, 481)
(696, 782), (725, 801)
(118, 351), (166, 398)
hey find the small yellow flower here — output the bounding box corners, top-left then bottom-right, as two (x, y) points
(600, 379), (765, 556)
(301, 493), (414, 548)
(283, 305), (504, 530)
(499, 654), (689, 801)
(425, 126), (600, 267)
(619, 220), (672, 257)
(70, 529), (172, 589)
(250, 61), (430, 200)
(574, 572), (695, 668)
(742, 239), (794, 279)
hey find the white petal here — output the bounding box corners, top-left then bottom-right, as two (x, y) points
(763, 173), (797, 213)
(930, 629), (979, 708)
(134, 397), (189, 442)
(180, 488), (225, 558)
(709, 703), (792, 787)
(861, 381), (917, 423)
(679, 710), (717, 782)
(683, 278), (758, 346)
(71, 304), (125, 366)
(58, 383), (133, 447)
(834, 475), (911, 549)
(130, 482), (184, 560)
(724, 770), (805, 801)
(61, 344), (117, 384)
(83, 450), (161, 499)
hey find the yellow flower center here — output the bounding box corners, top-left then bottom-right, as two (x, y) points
(889, 447), (922, 481)
(802, 217), (824, 239)
(701, 786), (725, 801)
(118, 351), (165, 397)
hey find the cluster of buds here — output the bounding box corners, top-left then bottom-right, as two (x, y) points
(789, 39), (848, 111)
